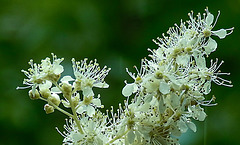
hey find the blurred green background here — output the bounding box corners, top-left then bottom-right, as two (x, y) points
(0, 0), (239, 145)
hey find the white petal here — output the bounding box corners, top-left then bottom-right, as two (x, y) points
(137, 103), (150, 112)
(76, 106), (86, 114)
(83, 86), (94, 97)
(92, 98), (101, 107)
(53, 65), (64, 74)
(206, 13), (214, 26)
(87, 105), (95, 117)
(88, 120), (95, 131)
(31, 84), (37, 95)
(158, 97), (166, 113)
(169, 93), (180, 108)
(167, 74), (180, 86)
(198, 110), (207, 121)
(116, 125), (126, 136)
(61, 75), (74, 82)
(159, 81), (170, 95)
(46, 80), (52, 87)
(144, 94), (153, 103)
(93, 82), (109, 88)
(195, 55), (206, 68)
(74, 71), (82, 79)
(62, 100), (71, 108)
(204, 37), (217, 55)
(178, 120), (188, 133)
(51, 87), (61, 93)
(213, 29), (227, 39)
(122, 83), (134, 97)
(95, 137), (103, 145)
(127, 130), (135, 144)
(39, 80), (52, 90)
(179, 38), (187, 47)
(203, 81), (211, 94)
(51, 93), (60, 101)
(187, 121), (197, 132)
(155, 48), (164, 60)
(171, 126), (182, 137)
(71, 132), (84, 141)
(176, 54), (190, 66)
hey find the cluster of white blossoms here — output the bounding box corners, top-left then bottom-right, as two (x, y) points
(18, 8), (233, 145)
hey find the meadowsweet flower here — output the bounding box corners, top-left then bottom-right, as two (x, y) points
(122, 59), (151, 97)
(76, 95), (102, 117)
(17, 54), (64, 93)
(40, 53), (64, 82)
(60, 115), (108, 145)
(17, 59), (45, 94)
(72, 58), (111, 97)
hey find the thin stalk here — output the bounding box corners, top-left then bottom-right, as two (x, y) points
(69, 97), (84, 134)
(52, 82), (84, 134)
(40, 97), (74, 118)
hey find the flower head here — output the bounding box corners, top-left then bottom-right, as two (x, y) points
(59, 115), (108, 145)
(17, 54), (64, 95)
(72, 58), (111, 97)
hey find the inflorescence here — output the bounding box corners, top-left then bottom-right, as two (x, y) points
(18, 8), (233, 145)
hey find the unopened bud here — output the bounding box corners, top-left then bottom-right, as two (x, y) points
(45, 73), (61, 83)
(29, 89), (40, 100)
(48, 93), (61, 106)
(72, 94), (80, 107)
(44, 104), (54, 114)
(73, 80), (81, 91)
(40, 89), (51, 99)
(83, 96), (93, 105)
(62, 83), (72, 99)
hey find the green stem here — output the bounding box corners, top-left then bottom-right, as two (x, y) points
(52, 82), (84, 134)
(40, 97), (73, 118)
(69, 97), (84, 134)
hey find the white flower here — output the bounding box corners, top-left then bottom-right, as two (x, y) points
(72, 58), (110, 97)
(159, 80), (170, 95)
(188, 105), (207, 121)
(122, 59), (152, 97)
(188, 8), (234, 39)
(17, 59), (45, 93)
(17, 53), (64, 91)
(76, 95), (102, 117)
(122, 82), (138, 97)
(41, 53), (64, 76)
(60, 116), (108, 145)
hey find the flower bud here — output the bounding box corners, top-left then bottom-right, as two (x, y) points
(83, 96), (93, 105)
(48, 93), (61, 106)
(44, 104), (54, 114)
(45, 73), (61, 83)
(40, 88), (51, 99)
(73, 80), (81, 91)
(62, 83), (72, 99)
(72, 93), (80, 108)
(29, 89), (40, 100)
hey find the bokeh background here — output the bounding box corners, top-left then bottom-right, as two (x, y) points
(0, 0), (239, 145)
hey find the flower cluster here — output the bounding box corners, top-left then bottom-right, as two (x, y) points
(121, 7), (233, 144)
(18, 8), (233, 145)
